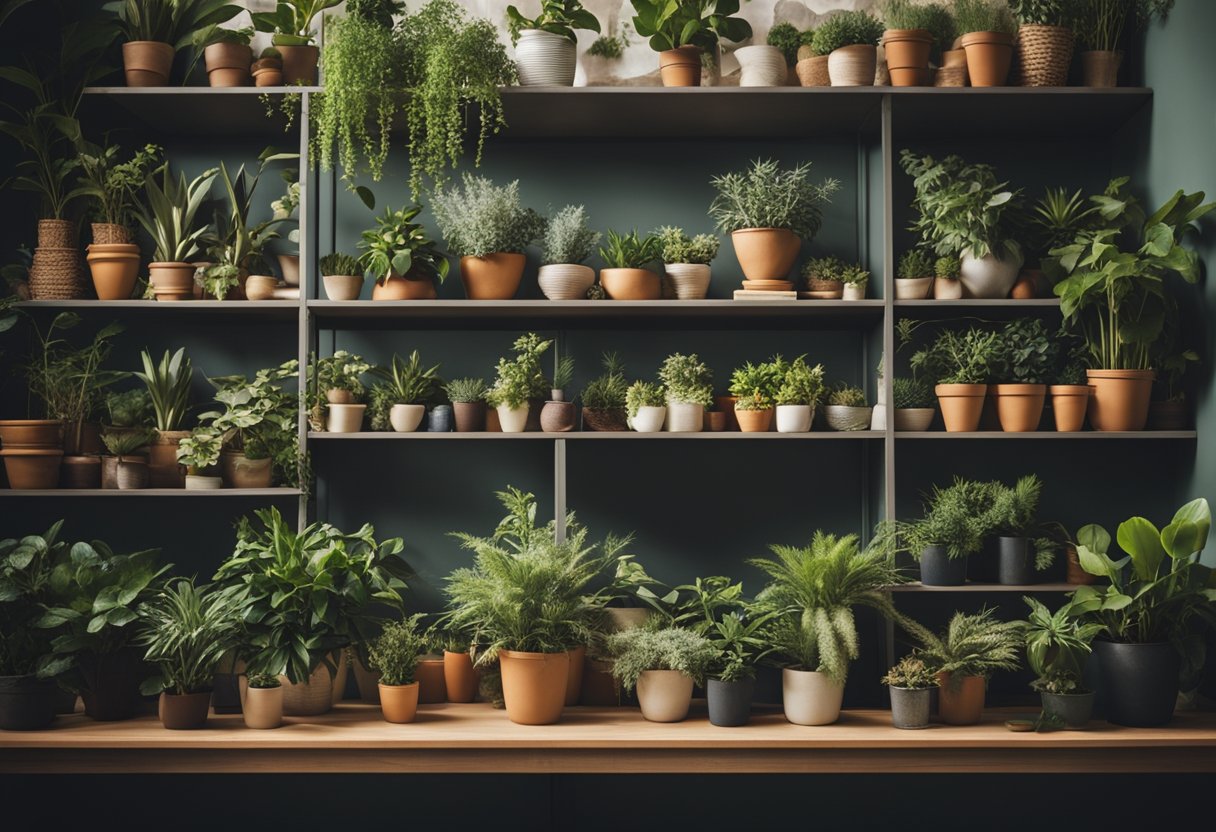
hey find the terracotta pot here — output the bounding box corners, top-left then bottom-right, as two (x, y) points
(0, 419), (62, 449)
(2, 449), (63, 489)
(1015, 24), (1073, 86)
(1087, 369), (1153, 432)
(894, 277), (933, 299)
(731, 228), (800, 281)
(149, 430), (188, 488)
(252, 62), (283, 87)
(883, 29), (932, 86)
(665, 402), (703, 433)
(564, 645), (586, 706)
(60, 455), (101, 489)
(938, 673), (986, 725)
(277, 44), (318, 85)
(372, 273), (435, 300)
(443, 651), (477, 703)
(658, 46), (701, 87)
(499, 649), (569, 725)
(934, 277), (962, 300)
(959, 31), (1013, 86)
(485, 408), (502, 432)
(159, 692), (211, 730)
(148, 262), (196, 301)
(91, 223), (130, 245)
(894, 408), (935, 432)
(1081, 50), (1121, 87)
(936, 384), (987, 432)
(993, 383), (1045, 432)
(714, 396), (740, 431)
(205, 42), (252, 87)
(388, 403), (424, 433)
(244, 275), (278, 300)
(327, 389), (355, 405)
(828, 44), (877, 86)
(735, 406), (774, 433)
(581, 407), (627, 432)
(243, 685), (283, 729)
(636, 669), (694, 722)
(323, 274), (365, 301)
(460, 253), (526, 300)
(1011, 275), (1037, 300)
(664, 263), (711, 299)
(1066, 544), (1096, 585)
(122, 41), (174, 86)
(538, 263), (595, 300)
(630, 405), (666, 433)
(281, 661), (335, 716)
(1148, 399), (1188, 431)
(600, 268), (660, 300)
(86, 244), (140, 300)
(1050, 385), (1090, 432)
(379, 683), (420, 724)
(782, 668), (844, 726)
(452, 401), (486, 432)
(220, 452), (273, 488)
(416, 658), (447, 704)
(496, 404), (530, 434)
(795, 55), (831, 86)
(327, 403), (366, 433)
(705, 411), (727, 431)
(540, 401), (576, 433)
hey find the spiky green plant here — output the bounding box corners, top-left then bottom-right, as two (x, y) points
(916, 608), (1024, 684)
(137, 578), (243, 696)
(443, 377), (487, 404)
(134, 348), (193, 432)
(1023, 596), (1104, 694)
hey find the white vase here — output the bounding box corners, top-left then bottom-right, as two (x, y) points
(776, 404), (813, 433)
(326, 403), (365, 433)
(631, 405), (667, 433)
(537, 263), (595, 300)
(960, 249), (1023, 298)
(184, 474), (223, 490)
(894, 277), (933, 299)
(389, 403), (425, 433)
(870, 403), (887, 430)
(515, 29), (576, 86)
(497, 404), (530, 433)
(323, 274), (364, 301)
(664, 263), (711, 299)
(665, 401), (703, 433)
(276, 254), (300, 286)
(735, 45), (787, 86)
(637, 670), (694, 722)
(782, 667), (844, 726)
(842, 281), (867, 300)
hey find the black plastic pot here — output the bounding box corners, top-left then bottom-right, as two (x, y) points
(0, 675), (56, 730)
(1094, 640), (1180, 727)
(1040, 691), (1094, 729)
(888, 686), (931, 729)
(998, 536), (1037, 585)
(79, 649), (144, 722)
(919, 545), (967, 586)
(707, 677), (754, 727)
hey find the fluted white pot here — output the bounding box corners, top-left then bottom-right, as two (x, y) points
(664, 263), (711, 299)
(538, 263), (595, 300)
(389, 403), (425, 433)
(776, 404), (813, 433)
(828, 44), (877, 86)
(665, 402), (703, 433)
(960, 249), (1023, 299)
(497, 404), (530, 433)
(735, 45), (787, 86)
(782, 667), (844, 725)
(630, 405), (667, 433)
(326, 403), (366, 433)
(515, 29), (576, 86)
(636, 670), (694, 722)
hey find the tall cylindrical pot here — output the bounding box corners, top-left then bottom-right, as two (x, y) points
(499, 649), (569, 725)
(889, 686), (931, 729)
(243, 686), (283, 729)
(665, 402), (703, 433)
(997, 536), (1037, 585)
(919, 545), (967, 586)
(782, 668), (843, 726)
(959, 30), (1013, 86)
(1086, 369), (1153, 432)
(416, 658), (447, 704)
(443, 651), (477, 703)
(1081, 50), (1121, 87)
(1094, 640), (1179, 727)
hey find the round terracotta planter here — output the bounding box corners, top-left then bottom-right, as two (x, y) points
(252, 63), (283, 87)
(564, 645), (586, 706)
(379, 682), (420, 724)
(460, 253), (525, 300)
(1050, 384), (1090, 432)
(60, 455), (101, 489)
(959, 31), (1013, 87)
(148, 262), (196, 301)
(1087, 369), (1153, 432)
(372, 273), (435, 300)
(705, 410), (727, 431)
(540, 400), (576, 432)
(938, 673), (986, 725)
(883, 29), (931, 86)
(220, 452), (273, 488)
(149, 430), (188, 488)
(1014, 24), (1073, 87)
(499, 649), (569, 725)
(636, 669), (694, 723)
(416, 658), (447, 704)
(1, 449), (63, 489)
(993, 383), (1045, 432)
(1081, 50), (1121, 87)
(658, 46), (701, 87)
(122, 41), (174, 86)
(731, 228), (800, 281)
(936, 384), (987, 432)
(323, 274), (365, 301)
(452, 401), (486, 432)
(600, 268), (660, 300)
(663, 263), (711, 299)
(159, 691), (211, 730)
(443, 651), (477, 703)
(795, 55), (831, 86)
(243, 686), (283, 729)
(827, 44), (877, 86)
(86, 244), (140, 300)
(205, 42), (252, 87)
(735, 406), (774, 433)
(277, 44), (318, 85)
(0, 419), (62, 449)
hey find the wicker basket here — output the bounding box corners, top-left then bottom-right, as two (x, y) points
(935, 66), (968, 87)
(795, 56), (831, 86)
(1014, 24), (1073, 87)
(91, 223), (131, 245)
(37, 219), (76, 249)
(29, 247), (84, 299)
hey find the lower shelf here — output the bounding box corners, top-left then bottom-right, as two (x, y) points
(0, 488), (303, 498)
(889, 582), (1078, 592)
(4, 704), (1213, 774)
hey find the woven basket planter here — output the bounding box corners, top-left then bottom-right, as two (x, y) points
(37, 219), (76, 249)
(91, 222), (131, 245)
(29, 247), (84, 299)
(1014, 24), (1073, 86)
(934, 66), (967, 87)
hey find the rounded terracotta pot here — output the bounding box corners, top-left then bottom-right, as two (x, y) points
(1, 449), (63, 489)
(705, 411), (727, 431)
(252, 63), (283, 88)
(205, 42), (252, 87)
(372, 273), (435, 300)
(499, 649), (569, 725)
(244, 275), (278, 300)
(122, 41), (174, 86)
(935, 383), (987, 432)
(416, 658), (447, 704)
(220, 452), (273, 488)
(959, 31), (1013, 87)
(1087, 369), (1153, 432)
(1050, 385), (1090, 432)
(149, 430), (188, 488)
(158, 691), (211, 730)
(452, 401), (486, 433)
(827, 44), (877, 86)
(277, 44), (319, 85)
(600, 267), (659, 300)
(148, 262), (196, 301)
(460, 253), (526, 300)
(540, 400), (576, 432)
(658, 46), (701, 87)
(1081, 50), (1121, 87)
(883, 29), (932, 86)
(0, 419), (62, 449)
(379, 683), (420, 724)
(1011, 274), (1037, 299)
(564, 645), (586, 707)
(243, 685), (283, 729)
(443, 651), (477, 703)
(993, 383), (1046, 432)
(86, 244), (140, 300)
(795, 55), (831, 86)
(938, 672), (986, 725)
(323, 274), (365, 301)
(60, 455), (101, 489)
(731, 228), (800, 281)
(636, 669), (694, 723)
(735, 406), (774, 433)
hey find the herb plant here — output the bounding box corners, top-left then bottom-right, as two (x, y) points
(893, 377), (934, 409)
(993, 318), (1057, 384)
(607, 627), (717, 691)
(910, 326), (998, 385)
(828, 384), (867, 407)
(882, 0), (950, 31)
(709, 158), (840, 240)
(319, 252), (362, 277)
(444, 377), (487, 404)
(655, 225), (719, 265)
(915, 608), (1023, 680)
(367, 614), (427, 686)
(882, 654), (938, 689)
(598, 229), (662, 270)
(903, 477), (998, 560)
(729, 356), (786, 410)
(897, 249), (934, 280)
(1009, 0), (1073, 26)
(77, 142), (162, 230)
(810, 9), (884, 54)
(803, 255), (845, 283)
(951, 0), (1017, 35)
(774, 356), (826, 407)
(767, 21), (802, 66)
(433, 175), (545, 258)
(582, 352), (629, 412)
(706, 610), (776, 682)
(987, 475), (1058, 570)
(542, 205), (600, 266)
(659, 352), (713, 407)
(487, 333), (552, 409)
(1075, 0), (1172, 51)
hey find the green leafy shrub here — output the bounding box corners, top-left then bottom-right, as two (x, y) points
(993, 318), (1058, 384)
(802, 255), (845, 283)
(811, 10), (884, 55)
(138, 578), (242, 696)
(625, 380), (665, 417)
(841, 263), (870, 285)
(916, 608), (1023, 680)
(893, 377), (934, 409)
(659, 352), (713, 407)
(934, 255), (960, 279)
(903, 477), (997, 559)
(358, 204), (449, 285)
(630, 0), (752, 53)
(898, 249), (934, 279)
(543, 205), (600, 265)
(655, 226), (719, 265)
(882, 0), (948, 31)
(582, 352), (629, 411)
(104, 389), (152, 428)
(1023, 596), (1104, 694)
(367, 614), (427, 686)
(900, 149), (1021, 261)
(433, 175), (545, 258)
(312, 350), (372, 403)
(952, 0), (1017, 35)
(198, 360), (300, 486)
(987, 474), (1058, 570)
(598, 229), (662, 269)
(78, 142), (162, 230)
(774, 356), (825, 407)
(767, 21), (802, 66)
(922, 2), (958, 60)
(487, 333), (552, 409)
(372, 350), (441, 415)
(607, 627), (717, 691)
(709, 158), (840, 240)
(176, 428), (223, 472)
(729, 356), (787, 410)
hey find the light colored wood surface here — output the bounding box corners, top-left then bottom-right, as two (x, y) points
(3, 704), (1213, 774)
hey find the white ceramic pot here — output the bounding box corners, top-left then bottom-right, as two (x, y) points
(664, 263), (711, 299)
(243, 686), (283, 730)
(497, 404), (530, 433)
(824, 405), (873, 431)
(277, 254), (300, 286)
(184, 474), (223, 490)
(735, 45), (787, 86)
(323, 274), (365, 301)
(515, 29), (577, 86)
(389, 403), (425, 433)
(665, 401), (703, 433)
(842, 281), (867, 300)
(828, 44), (877, 86)
(537, 263), (595, 300)
(894, 277), (933, 299)
(870, 403), (887, 431)
(894, 408), (936, 431)
(636, 669), (694, 722)
(631, 405), (667, 433)
(776, 404), (813, 433)
(326, 403), (366, 433)
(960, 249), (1023, 298)
(782, 667), (844, 726)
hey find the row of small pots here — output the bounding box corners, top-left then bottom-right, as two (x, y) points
(122, 40), (318, 88)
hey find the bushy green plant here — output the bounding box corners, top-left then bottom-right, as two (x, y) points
(176, 427), (223, 472)
(582, 352), (629, 412)
(112, 0), (242, 47)
(841, 263), (869, 285)
(487, 333), (552, 409)
(921, 2), (958, 60)
(543, 205), (600, 266)
(729, 356), (786, 410)
(828, 384), (867, 407)
(196, 264), (239, 300)
(659, 352), (713, 407)
(138, 579), (242, 696)
(358, 204), (449, 285)
(893, 377), (934, 409)
(507, 0), (600, 43)
(598, 229), (662, 270)
(1026, 187), (1098, 267)
(910, 326), (998, 385)
(934, 255), (960, 279)
(630, 0), (752, 53)
(367, 614), (427, 686)
(916, 608), (1023, 681)
(952, 0), (1017, 35)
(706, 609), (776, 682)
(319, 252), (362, 277)
(811, 10), (884, 55)
(105, 388), (152, 428)
(767, 21), (802, 66)
(1075, 0), (1171, 51)
(587, 23), (630, 58)
(900, 150), (1021, 261)
(1024, 596), (1104, 694)
(374, 351), (441, 405)
(310, 350), (372, 406)
(709, 159), (840, 240)
(607, 627), (717, 691)
(774, 356), (825, 407)
(903, 477), (997, 559)
(897, 249), (935, 280)
(882, 654), (938, 689)
(655, 226), (719, 265)
(1009, 0), (1073, 26)
(198, 360), (299, 485)
(136, 165), (218, 263)
(625, 380), (665, 418)
(101, 427), (155, 457)
(882, 0), (948, 31)
(77, 142), (162, 230)
(802, 255), (845, 283)
(433, 175), (545, 258)
(993, 318), (1057, 384)
(444, 377), (487, 404)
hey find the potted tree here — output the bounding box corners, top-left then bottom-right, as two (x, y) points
(508, 1), (601, 86)
(916, 608), (1023, 725)
(729, 357), (785, 433)
(895, 250), (934, 300)
(251, 0), (340, 84)
(933, 255), (962, 299)
(774, 356), (825, 434)
(135, 166), (218, 301)
(598, 229), (663, 301)
(582, 352), (630, 431)
(444, 378), (489, 433)
(111, 0), (241, 86)
(991, 318), (1057, 432)
(177, 428), (224, 490)
(657, 226), (718, 300)
(882, 654), (937, 729)
(659, 352), (713, 433)
(359, 204), (450, 301)
(987, 475), (1058, 585)
(135, 348), (194, 487)
(1010, 0), (1074, 86)
(198, 361), (299, 489)
(811, 9), (884, 86)
(626, 381), (667, 433)
(823, 384), (872, 432)
(704, 610), (774, 727)
(319, 252), (364, 301)
(630, 0), (752, 87)
(954, 0), (1018, 86)
(608, 627), (716, 723)
(881, 0), (936, 86)
(902, 477), (995, 585)
(538, 205), (599, 300)
(367, 615), (428, 724)
(710, 159), (840, 290)
(910, 326), (998, 432)
(1023, 597), (1104, 729)
(892, 377), (936, 431)
(313, 351), (373, 434)
(78, 141), (161, 299)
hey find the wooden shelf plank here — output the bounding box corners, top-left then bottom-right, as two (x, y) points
(888, 582), (1078, 593)
(896, 431), (1196, 440)
(0, 488), (302, 498)
(308, 431), (884, 441)
(15, 300), (299, 320)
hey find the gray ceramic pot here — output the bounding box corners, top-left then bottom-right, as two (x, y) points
(889, 686), (931, 729)
(1094, 640), (1179, 727)
(919, 545), (967, 586)
(1040, 691), (1094, 729)
(998, 536), (1037, 585)
(0, 675), (56, 730)
(427, 405), (453, 432)
(707, 677), (754, 727)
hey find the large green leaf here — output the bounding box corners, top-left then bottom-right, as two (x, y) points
(1116, 517), (1166, 582)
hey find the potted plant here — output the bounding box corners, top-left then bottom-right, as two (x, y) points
(243, 671), (283, 729)
(177, 428), (223, 490)
(102, 429), (154, 490)
(199, 361), (299, 488)
(134, 347), (194, 488)
(198, 25), (254, 87)
(626, 380), (667, 433)
(252, 47), (283, 86)
(1023, 596), (1104, 728)
(893, 377), (936, 431)
(729, 357), (785, 433)
(911, 326), (998, 432)
(507, 1), (601, 85)
(78, 141), (161, 299)
(1049, 350), (1090, 432)
(541, 356), (576, 433)
(656, 226), (718, 300)
(433, 175), (545, 300)
(766, 21), (803, 84)
(881, 0), (936, 86)
(987, 474), (1058, 584)
(901, 150), (1022, 299)
(840, 262), (870, 301)
(795, 26), (831, 86)
(734, 40), (787, 88)
(598, 229), (663, 301)
(1074, 0), (1170, 87)
(581, 352), (630, 431)
(710, 159), (840, 290)
(251, 0), (340, 84)
(366, 614), (427, 724)
(1149, 346), (1196, 430)
(704, 610), (775, 727)
(608, 627), (715, 723)
(902, 477), (994, 585)
(915, 608), (1023, 725)
(930, 3), (966, 84)
(659, 352), (713, 433)
(630, 0), (752, 87)
(895, 249), (934, 300)
(359, 204), (450, 301)
(487, 334), (553, 433)
(882, 654), (937, 729)
(801, 255), (845, 299)
(442, 377), (488, 433)
(136, 165), (219, 301)
(320, 252), (364, 301)
(538, 205), (600, 300)
(312, 351), (372, 434)
(823, 384), (872, 432)
(1069, 498), (1212, 726)
(953, 0), (1018, 86)
(933, 254), (962, 299)
(811, 9), (884, 86)
(774, 356), (825, 434)
(111, 0), (241, 86)
(1009, 0), (1074, 86)
(989, 318), (1056, 432)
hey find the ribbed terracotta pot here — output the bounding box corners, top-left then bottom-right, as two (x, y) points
(894, 277), (932, 299)
(731, 228), (800, 281)
(564, 645), (586, 706)
(1081, 50), (1121, 87)
(158, 692), (211, 730)
(515, 29), (577, 86)
(122, 41), (174, 86)
(277, 44), (318, 85)
(796, 55), (831, 86)
(243, 685), (283, 729)
(959, 31), (1013, 86)
(148, 262), (196, 301)
(443, 651), (477, 703)
(1, 449), (63, 489)
(600, 268), (660, 300)
(828, 44), (877, 86)
(460, 253), (525, 300)
(86, 244), (140, 300)
(936, 384), (987, 432)
(883, 29), (931, 86)
(0, 419), (62, 449)
(659, 46), (701, 87)
(538, 264), (595, 300)
(499, 650), (569, 725)
(636, 669), (694, 722)
(1087, 369), (1153, 432)
(934, 277), (963, 299)
(379, 683), (420, 724)
(452, 401), (486, 432)
(937, 672), (986, 725)
(373, 273), (435, 300)
(993, 383), (1046, 432)
(205, 42), (252, 87)
(735, 406), (774, 433)
(323, 274), (365, 300)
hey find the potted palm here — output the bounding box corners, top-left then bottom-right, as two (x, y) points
(609, 627), (716, 723)
(953, 0), (1018, 86)
(881, 0), (936, 86)
(910, 327), (998, 433)
(538, 205), (599, 300)
(659, 352), (713, 433)
(892, 377), (936, 431)
(134, 348), (194, 487)
(444, 378), (488, 433)
(370, 351), (441, 433)
(902, 477), (995, 586)
(991, 318), (1057, 432)
(916, 608), (1023, 725)
(811, 9), (884, 86)
(895, 250), (934, 300)
(626, 381), (666, 433)
(598, 229), (663, 301)
(78, 141), (161, 299)
(135, 166), (218, 301)
(656, 226), (719, 300)
(367, 615), (428, 724)
(320, 253), (364, 301)
(823, 384), (872, 432)
(251, 0), (340, 84)
(1023, 596), (1104, 729)
(487, 334), (552, 433)
(773, 356), (824, 434)
(359, 204), (450, 301)
(581, 352), (630, 431)
(111, 0), (242, 86)
(630, 0), (752, 87)
(508, 1), (601, 86)
(177, 428), (223, 490)
(882, 654), (937, 729)
(729, 357), (785, 433)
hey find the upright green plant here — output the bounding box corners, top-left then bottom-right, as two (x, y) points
(137, 579), (242, 696)
(709, 158), (840, 240)
(543, 205), (600, 266)
(625, 380), (665, 417)
(630, 0), (752, 54)
(915, 608), (1023, 681)
(774, 356), (825, 407)
(951, 0), (1018, 34)
(1023, 596), (1104, 693)
(1075, 0), (1172, 52)
(487, 333), (552, 409)
(251, 0), (341, 45)
(582, 352), (629, 412)
(729, 356), (786, 410)
(134, 347), (193, 432)
(706, 608), (777, 682)
(903, 477), (1000, 560)
(655, 226), (719, 265)
(202, 148), (297, 281)
(900, 149), (1020, 261)
(198, 360), (299, 484)
(374, 351), (441, 405)
(358, 204), (450, 286)
(598, 229), (662, 270)
(910, 326), (998, 385)
(77, 142), (163, 230)
(443, 377), (487, 404)
(136, 165), (218, 263)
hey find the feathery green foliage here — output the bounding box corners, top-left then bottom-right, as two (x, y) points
(367, 613), (427, 686)
(443, 377), (487, 404)
(319, 252), (361, 277)
(581, 352), (629, 412)
(432, 174), (544, 258)
(774, 355), (825, 407)
(709, 158), (840, 240)
(893, 376), (934, 409)
(828, 384), (867, 407)
(543, 204), (600, 266)
(655, 225), (719, 265)
(916, 608), (1023, 681)
(607, 626), (717, 690)
(625, 380), (665, 417)
(659, 352), (713, 407)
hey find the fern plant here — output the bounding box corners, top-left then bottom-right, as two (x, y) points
(915, 608), (1023, 683)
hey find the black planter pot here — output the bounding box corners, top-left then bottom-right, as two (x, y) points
(707, 677), (754, 727)
(1094, 640), (1180, 727)
(968, 536), (999, 583)
(211, 672), (243, 714)
(79, 649), (144, 722)
(919, 545), (967, 586)
(998, 536), (1037, 585)
(0, 675), (56, 730)
(1040, 691), (1094, 729)
(888, 686), (931, 729)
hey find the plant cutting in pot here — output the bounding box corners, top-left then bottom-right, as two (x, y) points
(486, 333), (552, 433)
(910, 326), (998, 432)
(774, 356), (825, 434)
(110, 0), (242, 87)
(1049, 346), (1091, 432)
(1073, 0), (1171, 87)
(1023, 596), (1104, 729)
(709, 158), (840, 289)
(880, 0), (939, 86)
(197, 360), (300, 489)
(823, 384), (872, 432)
(608, 627), (716, 723)
(251, 0), (340, 84)
(916, 608), (1023, 725)
(811, 9), (884, 86)
(986, 474), (1059, 584)
(597, 229), (663, 300)
(1068, 498), (1213, 727)
(882, 654), (937, 729)
(659, 352), (713, 433)
(932, 254), (961, 299)
(582, 352), (630, 431)
(134, 347), (193, 488)
(630, 0), (752, 87)
(539, 205), (600, 300)
(508, 0), (601, 86)
(444, 377), (488, 433)
(656, 225), (718, 300)
(892, 376), (936, 431)
(895, 249), (934, 300)
(541, 355), (577, 433)
(729, 356), (786, 433)
(311, 350), (373, 434)
(952, 0), (1018, 86)
(136, 165), (219, 301)
(367, 614), (427, 724)
(319, 253), (365, 301)
(177, 428), (223, 490)
(901, 477), (997, 585)
(78, 141), (161, 299)
(840, 262), (870, 300)
(101, 428), (154, 490)
(991, 317), (1058, 432)
(1009, 0), (1075, 86)
(358, 204), (450, 301)
(625, 380), (667, 434)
